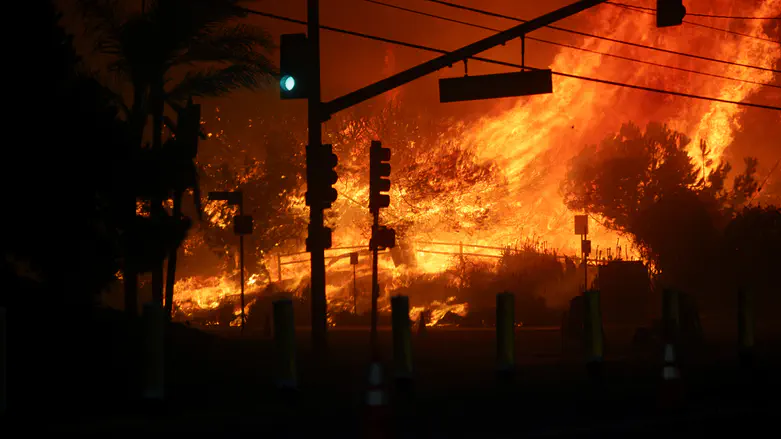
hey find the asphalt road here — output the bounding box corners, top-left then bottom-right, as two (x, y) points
(27, 325), (781, 437)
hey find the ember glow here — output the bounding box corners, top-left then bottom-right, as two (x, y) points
(169, 1), (781, 326)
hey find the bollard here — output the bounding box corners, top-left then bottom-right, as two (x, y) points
(662, 289), (681, 343)
(142, 302), (165, 405)
(496, 292), (515, 383)
(737, 289), (754, 368)
(417, 309), (428, 337)
(1, 307), (5, 414)
(584, 290), (604, 382)
(391, 296), (413, 384)
(273, 299), (297, 391)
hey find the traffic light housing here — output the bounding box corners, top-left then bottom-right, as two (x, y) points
(306, 144), (338, 209)
(657, 0), (686, 28)
(279, 33), (309, 99)
(369, 141), (391, 211)
(306, 225), (333, 251)
(371, 226), (396, 250)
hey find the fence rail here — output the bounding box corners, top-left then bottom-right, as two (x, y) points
(274, 239), (620, 282)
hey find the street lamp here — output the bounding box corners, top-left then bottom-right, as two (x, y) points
(208, 191), (253, 332)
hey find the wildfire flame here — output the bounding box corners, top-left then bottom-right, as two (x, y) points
(169, 0), (781, 325)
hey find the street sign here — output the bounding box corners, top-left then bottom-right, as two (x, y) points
(439, 69), (553, 103)
(574, 215), (588, 235)
(233, 215), (253, 235)
(350, 252), (358, 265)
(581, 239), (592, 255)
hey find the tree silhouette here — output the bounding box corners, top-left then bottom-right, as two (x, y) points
(75, 0), (277, 313)
(6, 1), (128, 308)
(562, 122), (760, 307)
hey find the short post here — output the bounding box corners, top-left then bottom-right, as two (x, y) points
(417, 308), (428, 337)
(391, 295), (413, 395)
(738, 289), (754, 369)
(1, 306), (5, 414)
(142, 302), (165, 406)
(496, 292), (515, 384)
(273, 299), (297, 392)
(584, 290), (604, 382)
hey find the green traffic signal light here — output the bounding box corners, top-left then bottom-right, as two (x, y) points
(281, 75), (296, 92)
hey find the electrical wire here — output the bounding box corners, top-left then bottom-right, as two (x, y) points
(607, 2), (781, 20)
(427, 0), (780, 47)
(239, 8), (781, 112)
(364, 0), (780, 89)
(604, 1), (781, 42)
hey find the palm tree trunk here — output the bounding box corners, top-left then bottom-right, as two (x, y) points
(151, 81), (166, 305)
(123, 89), (148, 317)
(164, 191), (182, 318)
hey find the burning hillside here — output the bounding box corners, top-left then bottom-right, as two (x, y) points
(163, 0), (780, 325)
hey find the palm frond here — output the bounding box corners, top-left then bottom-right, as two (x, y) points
(147, 0), (252, 60)
(76, 0), (126, 54)
(166, 63), (275, 104)
(173, 23), (276, 67)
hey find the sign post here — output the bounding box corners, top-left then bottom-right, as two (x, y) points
(209, 191), (252, 333)
(350, 252), (359, 315)
(575, 215), (590, 292)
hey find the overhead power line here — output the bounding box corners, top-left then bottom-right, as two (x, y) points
(427, 0), (781, 44)
(607, 2), (781, 20)
(241, 8), (781, 112)
(604, 1), (781, 42)
(364, 0), (780, 89)
(425, 0), (780, 71)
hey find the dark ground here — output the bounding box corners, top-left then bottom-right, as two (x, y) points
(7, 307), (780, 437)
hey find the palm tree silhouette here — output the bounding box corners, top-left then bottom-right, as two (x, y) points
(76, 0), (277, 315)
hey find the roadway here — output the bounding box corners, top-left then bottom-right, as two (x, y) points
(32, 324), (781, 436)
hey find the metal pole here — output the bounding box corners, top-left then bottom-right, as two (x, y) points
(583, 234), (588, 292)
(371, 209), (380, 360)
(277, 253), (283, 283)
(239, 202), (245, 333)
(353, 264), (358, 315)
(307, 0), (328, 355)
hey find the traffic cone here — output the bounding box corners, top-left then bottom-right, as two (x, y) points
(364, 362), (390, 438)
(658, 343), (684, 410)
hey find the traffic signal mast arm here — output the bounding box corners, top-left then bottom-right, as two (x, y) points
(322, 0), (608, 119)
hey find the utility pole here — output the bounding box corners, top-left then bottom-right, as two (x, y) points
(370, 210), (380, 358)
(307, 0), (328, 356)
(369, 141), (395, 360)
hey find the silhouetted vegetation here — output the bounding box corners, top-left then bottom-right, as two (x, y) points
(76, 0), (277, 312)
(5, 1), (127, 308)
(562, 121), (777, 311)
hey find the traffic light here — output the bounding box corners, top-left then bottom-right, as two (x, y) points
(371, 226), (396, 250)
(306, 225), (333, 251)
(305, 144), (338, 209)
(657, 0), (686, 28)
(279, 33), (309, 99)
(369, 141), (391, 211)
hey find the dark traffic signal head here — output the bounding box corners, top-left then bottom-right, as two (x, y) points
(371, 226), (396, 250)
(306, 144), (339, 209)
(656, 0), (686, 27)
(279, 33), (309, 99)
(370, 141), (391, 211)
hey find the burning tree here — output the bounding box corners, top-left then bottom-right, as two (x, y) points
(562, 121), (763, 308)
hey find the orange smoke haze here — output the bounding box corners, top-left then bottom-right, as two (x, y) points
(96, 0), (780, 323)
